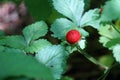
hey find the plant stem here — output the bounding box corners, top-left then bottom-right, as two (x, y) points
(76, 45), (108, 70)
(97, 62), (117, 80)
(111, 23), (120, 34)
(97, 66), (110, 80)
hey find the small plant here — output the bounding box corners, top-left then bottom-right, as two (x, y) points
(0, 0), (120, 80)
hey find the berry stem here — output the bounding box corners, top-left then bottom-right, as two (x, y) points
(76, 45), (108, 70)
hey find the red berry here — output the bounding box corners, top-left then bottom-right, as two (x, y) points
(66, 29), (82, 44)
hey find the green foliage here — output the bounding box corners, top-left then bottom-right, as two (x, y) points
(51, 18), (89, 40)
(0, 36), (26, 50)
(52, 0), (84, 26)
(99, 23), (120, 64)
(0, 48), (54, 80)
(0, 21), (50, 53)
(99, 36), (110, 47)
(25, 39), (51, 53)
(99, 54), (114, 67)
(0, 0), (22, 5)
(51, 0), (101, 50)
(52, 0), (100, 28)
(106, 38), (120, 48)
(51, 18), (77, 40)
(80, 9), (100, 29)
(35, 45), (68, 79)
(1, 0), (120, 79)
(113, 44), (120, 63)
(24, 0), (51, 21)
(78, 39), (86, 49)
(0, 46), (5, 51)
(101, 0), (120, 21)
(0, 20), (54, 79)
(99, 24), (120, 48)
(23, 21), (48, 45)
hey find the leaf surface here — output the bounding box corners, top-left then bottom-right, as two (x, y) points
(36, 45), (68, 79)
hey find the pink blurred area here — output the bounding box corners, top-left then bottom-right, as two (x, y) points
(0, 1), (32, 34)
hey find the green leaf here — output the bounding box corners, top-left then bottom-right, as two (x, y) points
(99, 54), (114, 67)
(52, 0), (84, 26)
(113, 44), (120, 63)
(25, 39), (51, 53)
(101, 0), (120, 21)
(35, 45), (68, 79)
(78, 39), (86, 49)
(23, 21), (48, 45)
(99, 36), (110, 47)
(99, 24), (120, 39)
(0, 35), (26, 50)
(0, 49), (54, 80)
(78, 28), (89, 37)
(65, 45), (77, 54)
(25, 0), (51, 21)
(0, 46), (5, 52)
(99, 24), (120, 48)
(80, 9), (100, 29)
(106, 38), (120, 48)
(2, 47), (25, 55)
(51, 18), (89, 40)
(0, 0), (22, 5)
(51, 18), (77, 40)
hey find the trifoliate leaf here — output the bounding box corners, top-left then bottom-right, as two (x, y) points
(99, 24), (120, 39)
(0, 49), (54, 80)
(25, 0), (51, 21)
(51, 18), (77, 40)
(25, 39), (51, 53)
(35, 45), (68, 79)
(23, 21), (48, 45)
(80, 9), (100, 29)
(52, 0), (84, 26)
(113, 44), (120, 63)
(106, 38), (120, 48)
(0, 35), (26, 50)
(101, 0), (120, 21)
(78, 39), (86, 49)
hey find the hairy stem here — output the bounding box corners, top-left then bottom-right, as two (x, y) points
(76, 45), (108, 70)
